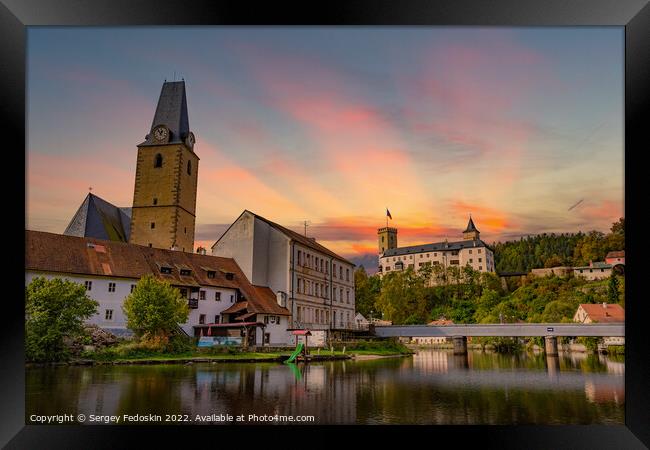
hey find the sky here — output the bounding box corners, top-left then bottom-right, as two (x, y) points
(26, 27), (624, 268)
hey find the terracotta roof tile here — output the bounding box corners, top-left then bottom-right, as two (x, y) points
(578, 303), (625, 323)
(25, 230), (290, 316)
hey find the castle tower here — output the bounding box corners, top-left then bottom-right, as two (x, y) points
(462, 216), (480, 241)
(129, 80), (199, 252)
(377, 227), (398, 255)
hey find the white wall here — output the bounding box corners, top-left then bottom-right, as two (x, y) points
(211, 211), (255, 282)
(26, 271), (239, 336)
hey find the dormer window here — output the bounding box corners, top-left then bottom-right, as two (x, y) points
(180, 269), (191, 276)
(207, 270), (216, 279)
(225, 272), (234, 280)
(160, 266), (172, 274)
(154, 154), (163, 168)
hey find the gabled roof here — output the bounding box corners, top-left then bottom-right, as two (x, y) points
(606, 250), (625, 259)
(213, 210), (355, 266)
(382, 239), (490, 257)
(577, 303), (624, 323)
(64, 193), (131, 242)
(463, 216), (479, 233)
(25, 230), (290, 316)
(220, 286), (291, 316)
(140, 81), (191, 147)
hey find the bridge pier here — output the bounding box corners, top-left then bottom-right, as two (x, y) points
(544, 336), (558, 356)
(453, 336), (468, 355)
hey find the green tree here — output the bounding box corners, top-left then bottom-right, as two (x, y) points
(608, 274), (620, 304)
(122, 275), (189, 340)
(26, 277), (99, 362)
(354, 267), (381, 317)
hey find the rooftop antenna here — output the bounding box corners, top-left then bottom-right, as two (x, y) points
(173, 71), (176, 82)
(303, 220), (311, 237)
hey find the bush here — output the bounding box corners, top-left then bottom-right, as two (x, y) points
(26, 277), (98, 362)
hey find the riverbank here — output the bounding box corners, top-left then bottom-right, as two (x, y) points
(26, 348), (414, 367)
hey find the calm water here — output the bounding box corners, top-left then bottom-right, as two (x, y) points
(26, 350), (624, 425)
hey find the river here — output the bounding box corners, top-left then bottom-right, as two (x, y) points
(26, 349), (624, 425)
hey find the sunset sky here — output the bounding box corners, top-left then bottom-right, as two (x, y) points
(26, 27), (624, 267)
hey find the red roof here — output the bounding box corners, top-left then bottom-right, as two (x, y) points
(606, 250), (625, 259)
(578, 303), (625, 323)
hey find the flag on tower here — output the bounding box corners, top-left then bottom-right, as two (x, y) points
(386, 209), (392, 220)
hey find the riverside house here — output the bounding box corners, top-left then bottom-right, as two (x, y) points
(25, 230), (290, 345)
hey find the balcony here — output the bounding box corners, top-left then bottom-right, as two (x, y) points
(188, 298), (199, 309)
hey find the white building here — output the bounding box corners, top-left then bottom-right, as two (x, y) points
(377, 217), (496, 277)
(211, 210), (356, 337)
(573, 261), (614, 280)
(25, 230), (291, 346)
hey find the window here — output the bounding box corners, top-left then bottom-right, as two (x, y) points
(130, 284), (136, 293)
(199, 290), (206, 300)
(215, 292), (221, 301)
(199, 314), (205, 324)
(264, 315), (269, 324)
(108, 282), (116, 292)
(479, 266), (482, 271)
(469, 249), (473, 254)
(160, 266), (172, 274)
(154, 153), (163, 168)
(150, 222), (156, 229)
(478, 249), (482, 253)
(153, 198), (158, 205)
(297, 278), (302, 294)
(297, 306), (302, 321)
(84, 281), (92, 291)
(215, 315), (220, 324)
(297, 250), (302, 265)
(346, 268), (350, 281)
(225, 273), (234, 280)
(479, 258), (482, 263)
(420, 254), (423, 258)
(333, 264), (337, 277)
(180, 288), (187, 298)
(180, 269), (191, 276)
(346, 290), (350, 304)
(230, 295), (234, 303)
(184, 227), (187, 234)
(105, 309), (113, 321)
(386, 266), (391, 271)
(434, 253), (437, 257)
(207, 270), (216, 279)
(316, 310), (320, 323)
(187, 160), (192, 175)
(340, 288), (343, 301)
(340, 266), (343, 279)
(149, 243), (153, 248)
(382, 236), (385, 242)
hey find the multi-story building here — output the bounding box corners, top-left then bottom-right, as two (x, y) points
(211, 210), (356, 336)
(25, 230), (290, 345)
(377, 216), (496, 277)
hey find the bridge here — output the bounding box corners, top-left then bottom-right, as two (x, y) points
(373, 323), (624, 356)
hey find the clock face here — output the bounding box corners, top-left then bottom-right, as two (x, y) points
(153, 126), (169, 142)
(186, 132), (195, 148)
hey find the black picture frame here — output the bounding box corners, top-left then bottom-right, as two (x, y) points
(2, 0), (649, 448)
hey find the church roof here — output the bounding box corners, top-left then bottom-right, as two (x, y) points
(140, 80), (190, 146)
(64, 193), (131, 242)
(382, 239), (490, 257)
(463, 216), (479, 233)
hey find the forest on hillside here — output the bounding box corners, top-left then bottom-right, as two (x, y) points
(491, 218), (624, 273)
(354, 218), (625, 326)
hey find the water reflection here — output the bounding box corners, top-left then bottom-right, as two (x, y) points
(26, 350), (624, 425)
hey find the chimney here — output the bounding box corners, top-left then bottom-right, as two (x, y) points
(602, 302), (607, 309)
(276, 291), (287, 308)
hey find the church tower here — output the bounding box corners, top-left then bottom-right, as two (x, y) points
(377, 227), (398, 255)
(462, 216), (480, 241)
(129, 80), (199, 252)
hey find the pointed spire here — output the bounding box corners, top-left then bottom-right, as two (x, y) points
(463, 215), (479, 233)
(141, 80), (190, 146)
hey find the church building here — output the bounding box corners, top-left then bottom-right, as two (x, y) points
(377, 216), (496, 276)
(63, 80), (199, 253)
